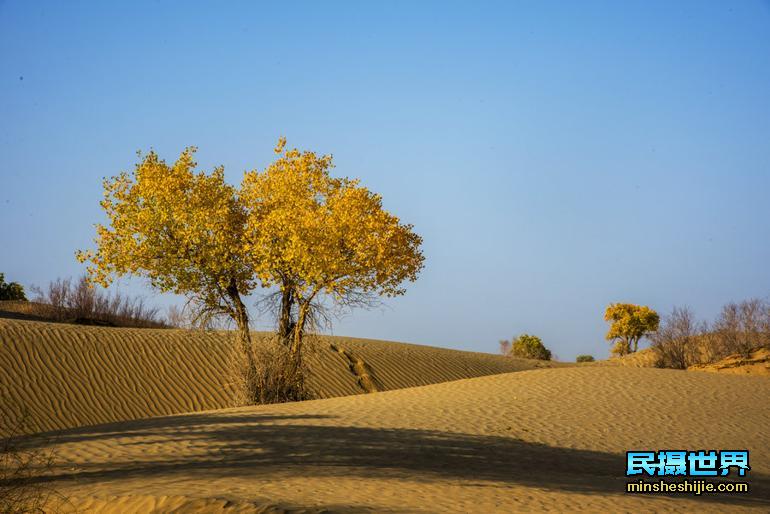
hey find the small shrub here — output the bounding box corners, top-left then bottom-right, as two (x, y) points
(230, 335), (312, 406)
(510, 334), (551, 361)
(0, 274), (26, 301)
(576, 354), (595, 363)
(610, 340), (630, 357)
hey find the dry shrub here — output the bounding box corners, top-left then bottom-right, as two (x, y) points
(576, 354), (595, 363)
(711, 299), (770, 359)
(651, 300), (770, 370)
(229, 335), (313, 406)
(165, 304), (186, 328)
(30, 275), (166, 328)
(0, 412), (62, 514)
(228, 343), (258, 407)
(650, 306), (705, 369)
(253, 338), (311, 404)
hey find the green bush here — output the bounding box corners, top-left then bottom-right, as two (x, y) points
(0, 273), (27, 301)
(510, 334), (551, 361)
(576, 354), (595, 363)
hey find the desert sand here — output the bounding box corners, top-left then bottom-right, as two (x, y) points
(2, 318), (769, 512)
(22, 367), (770, 512)
(689, 348), (770, 376)
(0, 318), (558, 436)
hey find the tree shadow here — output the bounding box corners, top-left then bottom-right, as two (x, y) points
(13, 410), (769, 509)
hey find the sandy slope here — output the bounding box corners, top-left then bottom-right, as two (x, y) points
(598, 347), (659, 367)
(689, 348), (770, 376)
(19, 366), (766, 513)
(0, 318), (559, 436)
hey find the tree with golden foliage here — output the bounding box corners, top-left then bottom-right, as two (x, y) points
(76, 148), (259, 400)
(77, 139), (424, 404)
(241, 138), (424, 362)
(604, 303), (660, 354)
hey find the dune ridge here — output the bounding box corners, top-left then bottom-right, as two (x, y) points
(0, 318), (558, 436)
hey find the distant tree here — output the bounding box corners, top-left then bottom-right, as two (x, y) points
(650, 306), (704, 369)
(576, 354), (595, 363)
(0, 273), (27, 301)
(604, 303), (659, 353)
(712, 299), (770, 358)
(510, 334), (551, 360)
(499, 339), (511, 355)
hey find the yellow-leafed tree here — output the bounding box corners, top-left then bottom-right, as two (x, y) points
(77, 139), (424, 404)
(604, 303), (660, 354)
(76, 148), (260, 401)
(240, 138), (424, 361)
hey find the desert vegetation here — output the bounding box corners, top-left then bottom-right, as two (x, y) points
(500, 334), (552, 361)
(75, 139), (424, 406)
(0, 411), (61, 514)
(0, 274), (26, 302)
(651, 298), (770, 369)
(21, 275), (167, 328)
(3, 2), (769, 511)
(604, 303), (659, 355)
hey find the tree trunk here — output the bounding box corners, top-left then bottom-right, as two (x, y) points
(291, 302), (310, 359)
(226, 279), (257, 403)
(227, 283), (253, 352)
(278, 286), (295, 347)
(621, 337), (630, 354)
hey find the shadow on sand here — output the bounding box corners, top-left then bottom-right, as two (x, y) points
(15, 410), (770, 510)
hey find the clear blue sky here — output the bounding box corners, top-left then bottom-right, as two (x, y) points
(2, 1), (769, 359)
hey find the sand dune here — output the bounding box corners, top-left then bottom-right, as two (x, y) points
(4, 318), (769, 512)
(23, 366), (770, 512)
(0, 318), (558, 436)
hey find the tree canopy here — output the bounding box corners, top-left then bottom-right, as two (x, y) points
(240, 138), (424, 354)
(604, 303), (659, 353)
(509, 334), (551, 361)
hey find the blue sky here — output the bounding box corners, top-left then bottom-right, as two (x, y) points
(1, 1), (769, 359)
